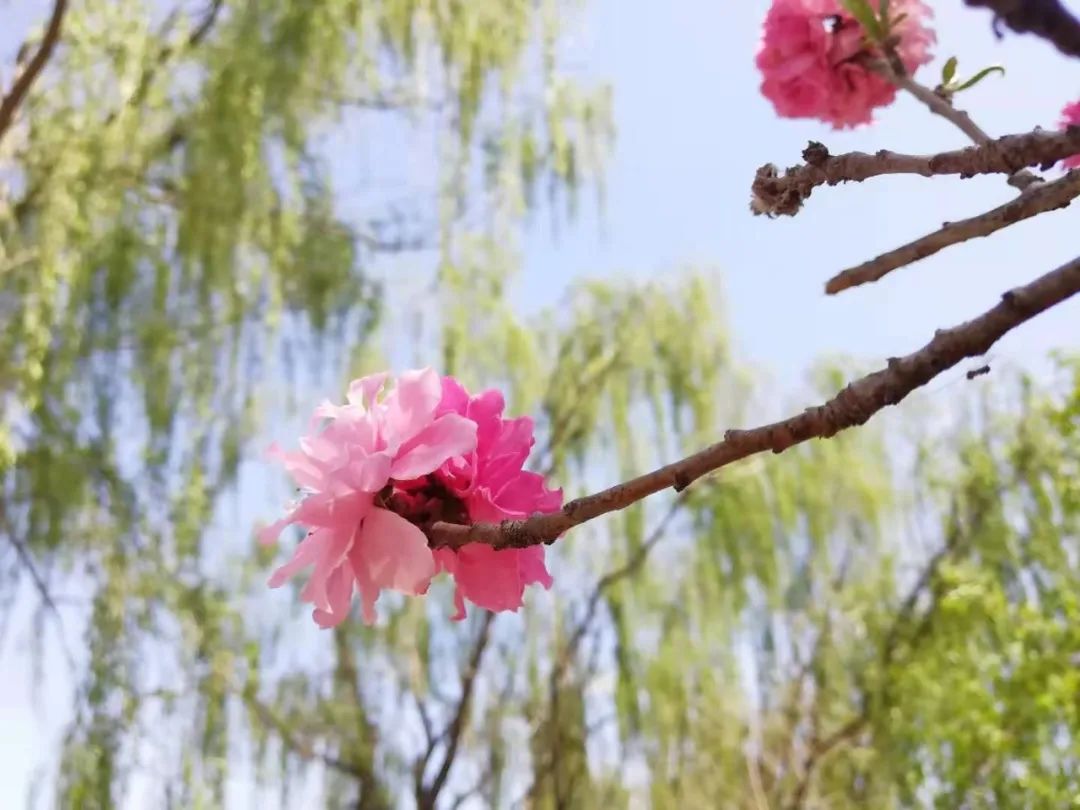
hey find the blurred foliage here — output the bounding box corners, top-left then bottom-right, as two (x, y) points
(3, 3), (1079, 810)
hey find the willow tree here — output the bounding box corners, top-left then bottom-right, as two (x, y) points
(5, 1), (1080, 808)
(0, 1), (610, 806)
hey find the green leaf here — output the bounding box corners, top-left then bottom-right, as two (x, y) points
(953, 65), (1006, 93)
(942, 56), (958, 86)
(880, 0), (891, 30)
(841, 0), (885, 42)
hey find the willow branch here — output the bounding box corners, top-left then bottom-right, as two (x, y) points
(1, 513), (77, 672)
(751, 129), (1079, 217)
(244, 693), (367, 779)
(0, 0), (68, 146)
(556, 492), (690, 679)
(111, 0), (225, 124)
(963, 0), (1080, 60)
(9, 0), (223, 225)
(430, 255), (1080, 549)
(825, 168), (1080, 294)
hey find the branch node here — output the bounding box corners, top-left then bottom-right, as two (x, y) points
(802, 141), (830, 166)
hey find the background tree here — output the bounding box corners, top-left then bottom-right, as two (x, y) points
(0, 0), (610, 805)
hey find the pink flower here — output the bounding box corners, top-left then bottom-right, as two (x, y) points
(260, 369), (478, 627)
(756, 0), (935, 129)
(430, 377), (563, 620)
(1059, 100), (1080, 170)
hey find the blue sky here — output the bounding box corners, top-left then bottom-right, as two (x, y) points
(516, 0), (1079, 385)
(2, 0), (1079, 806)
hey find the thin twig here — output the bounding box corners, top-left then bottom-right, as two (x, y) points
(0, 0), (68, 146)
(430, 255), (1080, 549)
(9, 0), (224, 225)
(751, 129), (1079, 217)
(417, 612), (495, 810)
(520, 496), (696, 808)
(0, 249), (39, 274)
(112, 0), (225, 122)
(892, 72), (994, 144)
(331, 633), (392, 810)
(415, 691), (436, 751)
(786, 715), (868, 810)
(788, 493), (994, 807)
(0, 511), (77, 671)
(824, 169), (1080, 294)
(963, 0), (1080, 60)
(448, 760), (498, 810)
(189, 0), (226, 46)
(556, 492), (690, 678)
(747, 745), (773, 810)
(243, 692), (367, 779)
(884, 68), (1042, 191)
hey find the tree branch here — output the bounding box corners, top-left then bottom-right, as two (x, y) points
(963, 0), (1080, 60)
(417, 611), (495, 810)
(118, 0), (225, 120)
(751, 129), (1080, 217)
(330, 632), (391, 810)
(788, 488), (997, 807)
(0, 511), (77, 671)
(824, 168), (1080, 294)
(556, 492), (690, 679)
(786, 715), (868, 810)
(8, 0), (225, 226)
(0, 0), (68, 147)
(243, 692), (368, 779)
(881, 66), (1042, 191)
(430, 255), (1080, 549)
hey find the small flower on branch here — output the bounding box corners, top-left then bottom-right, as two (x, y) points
(1059, 99), (1080, 169)
(756, 0), (935, 129)
(260, 369), (561, 627)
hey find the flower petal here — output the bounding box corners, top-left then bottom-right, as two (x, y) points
(299, 527), (355, 611)
(434, 548), (470, 621)
(384, 368), (442, 445)
(350, 508), (437, 596)
(268, 530), (326, 588)
(340, 450), (393, 494)
(465, 389), (506, 454)
(436, 376), (471, 417)
(312, 564), (355, 628)
(390, 413), (478, 480)
(299, 433), (348, 470)
(291, 491), (372, 528)
(495, 473), (562, 516)
(440, 543), (525, 614)
(267, 443), (325, 490)
(517, 545), (554, 590)
(258, 514), (295, 546)
(352, 561), (380, 625)
(347, 372), (389, 409)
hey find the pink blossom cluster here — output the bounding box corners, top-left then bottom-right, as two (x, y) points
(756, 0), (935, 129)
(1060, 99), (1080, 170)
(260, 369), (561, 627)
